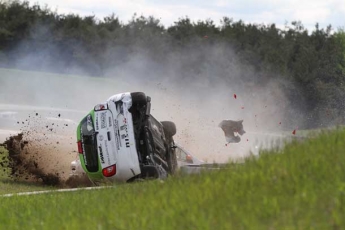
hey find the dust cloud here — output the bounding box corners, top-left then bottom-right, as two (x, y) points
(0, 22), (300, 186)
(100, 42), (295, 162)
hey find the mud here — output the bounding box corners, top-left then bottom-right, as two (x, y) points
(0, 112), (93, 188)
(2, 133), (60, 185)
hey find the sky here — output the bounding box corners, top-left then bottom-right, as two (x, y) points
(28, 0), (344, 32)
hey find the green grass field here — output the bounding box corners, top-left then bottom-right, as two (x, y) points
(0, 128), (344, 229)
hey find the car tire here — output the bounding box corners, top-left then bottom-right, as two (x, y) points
(131, 92), (147, 105)
(161, 121), (176, 137)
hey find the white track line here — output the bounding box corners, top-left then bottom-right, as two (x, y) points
(1, 186), (113, 197)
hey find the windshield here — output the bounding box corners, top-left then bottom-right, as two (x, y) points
(80, 114), (99, 172)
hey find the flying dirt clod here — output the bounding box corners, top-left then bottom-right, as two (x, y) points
(2, 132), (93, 187)
(218, 120), (246, 143)
(2, 133), (61, 186)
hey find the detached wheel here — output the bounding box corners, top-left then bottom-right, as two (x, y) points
(131, 92), (147, 104)
(161, 121), (176, 137)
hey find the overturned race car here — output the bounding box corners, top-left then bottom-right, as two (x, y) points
(76, 92), (178, 185)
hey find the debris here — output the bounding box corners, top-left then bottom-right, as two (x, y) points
(0, 111), (78, 188)
(219, 120), (245, 144)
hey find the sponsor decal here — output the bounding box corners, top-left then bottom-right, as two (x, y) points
(120, 124), (130, 148)
(120, 124), (127, 131)
(99, 145), (105, 164)
(108, 116), (112, 127)
(98, 135), (104, 141)
(95, 113), (99, 130)
(101, 112), (107, 129)
(113, 101), (131, 149)
(114, 120), (121, 150)
(104, 140), (111, 165)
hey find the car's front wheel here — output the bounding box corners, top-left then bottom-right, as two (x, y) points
(130, 92), (147, 105)
(161, 121), (176, 137)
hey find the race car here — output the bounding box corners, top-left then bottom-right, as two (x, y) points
(76, 92), (178, 185)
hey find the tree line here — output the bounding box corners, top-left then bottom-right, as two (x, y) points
(1, 0), (345, 129)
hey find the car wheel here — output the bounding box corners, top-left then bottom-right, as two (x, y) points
(161, 121), (176, 137)
(130, 92), (147, 105)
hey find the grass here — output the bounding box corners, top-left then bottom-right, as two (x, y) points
(0, 128), (344, 229)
